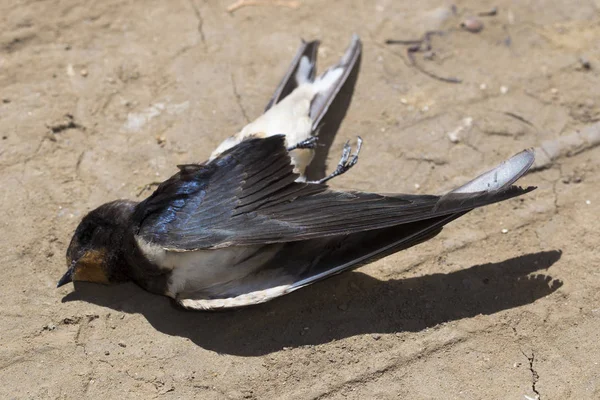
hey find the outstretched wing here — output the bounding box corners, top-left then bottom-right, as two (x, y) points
(134, 135), (535, 251)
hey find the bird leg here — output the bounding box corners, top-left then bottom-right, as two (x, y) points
(309, 137), (363, 185)
(286, 136), (319, 151)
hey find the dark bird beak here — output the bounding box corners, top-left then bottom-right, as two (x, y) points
(57, 261), (76, 288)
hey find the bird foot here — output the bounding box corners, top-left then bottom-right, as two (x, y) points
(309, 137), (363, 185)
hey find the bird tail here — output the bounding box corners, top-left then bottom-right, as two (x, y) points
(308, 34), (362, 131)
(264, 34), (362, 130)
(264, 40), (320, 111)
(262, 35), (362, 181)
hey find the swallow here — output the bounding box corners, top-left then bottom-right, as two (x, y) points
(59, 132), (536, 310)
(57, 36), (537, 310)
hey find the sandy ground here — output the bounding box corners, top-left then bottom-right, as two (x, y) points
(2, 0), (600, 398)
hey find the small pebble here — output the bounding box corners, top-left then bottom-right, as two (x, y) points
(550, 87), (558, 94)
(480, 83), (487, 90)
(507, 9), (515, 24)
(80, 69), (88, 77)
(448, 131), (460, 143)
(501, 228), (509, 234)
(579, 56), (591, 70)
(500, 86), (509, 94)
(422, 105), (429, 112)
(414, 183), (420, 190)
(43, 323), (56, 331)
(338, 303), (348, 311)
(118, 342), (127, 348)
(460, 17), (484, 33)
(104, 351), (110, 356)
(372, 334), (382, 340)
(586, 200), (591, 205)
(400, 98), (408, 105)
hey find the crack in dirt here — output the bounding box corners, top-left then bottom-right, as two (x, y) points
(311, 337), (467, 399)
(187, 0), (206, 46)
(75, 150), (86, 180)
(125, 369), (175, 394)
(231, 73), (250, 123)
(521, 350), (542, 400)
(552, 164), (562, 212)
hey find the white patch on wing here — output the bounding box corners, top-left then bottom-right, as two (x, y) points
(177, 284), (292, 310)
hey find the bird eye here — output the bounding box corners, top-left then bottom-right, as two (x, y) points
(78, 223), (96, 246)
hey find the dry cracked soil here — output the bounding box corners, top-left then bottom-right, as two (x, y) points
(1, 0), (600, 399)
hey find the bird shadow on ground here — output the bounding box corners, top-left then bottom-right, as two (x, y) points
(63, 250), (562, 356)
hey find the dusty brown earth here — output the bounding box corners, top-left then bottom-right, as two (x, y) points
(2, 0), (600, 398)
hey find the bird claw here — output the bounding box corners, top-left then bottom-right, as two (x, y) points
(310, 137), (363, 185)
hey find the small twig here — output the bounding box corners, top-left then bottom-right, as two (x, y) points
(386, 31), (462, 84)
(478, 7), (498, 17)
(503, 111), (535, 128)
(227, 0), (300, 13)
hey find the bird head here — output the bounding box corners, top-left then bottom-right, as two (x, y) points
(58, 200), (136, 288)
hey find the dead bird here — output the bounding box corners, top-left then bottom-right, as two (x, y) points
(57, 36), (536, 310)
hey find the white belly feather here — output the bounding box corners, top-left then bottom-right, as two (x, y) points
(135, 235), (284, 299)
(209, 66), (343, 179)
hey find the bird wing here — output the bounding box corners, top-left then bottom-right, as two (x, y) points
(134, 135), (535, 251)
(176, 212), (466, 310)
